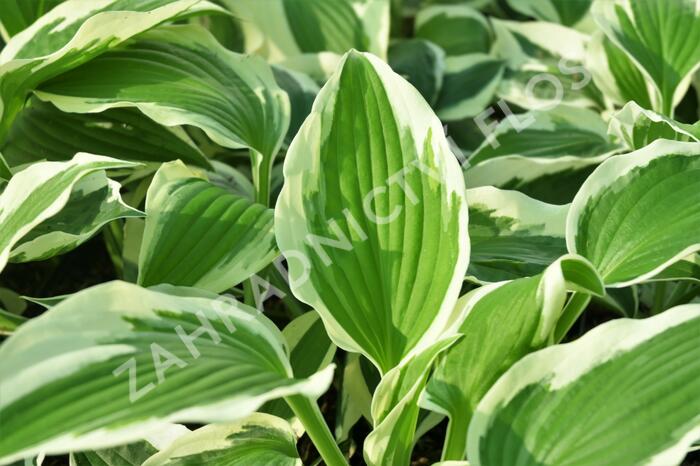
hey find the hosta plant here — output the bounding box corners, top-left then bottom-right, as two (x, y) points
(1, 0), (700, 465)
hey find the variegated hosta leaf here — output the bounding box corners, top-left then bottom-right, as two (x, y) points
(0, 0), (64, 39)
(363, 337), (461, 466)
(0, 0), (221, 142)
(415, 4), (492, 56)
(0, 153), (137, 274)
(465, 106), (619, 203)
(467, 187), (569, 283)
(221, 0), (389, 61)
(35, 24), (289, 203)
(609, 101), (700, 151)
(584, 31), (653, 109)
(141, 414), (301, 466)
(2, 99), (211, 168)
(468, 304), (700, 466)
(490, 19), (603, 110)
(262, 312), (336, 433)
(388, 39), (445, 106)
(0, 281), (335, 464)
(592, 0), (700, 116)
(9, 171), (142, 263)
(436, 54), (505, 121)
(138, 162), (276, 293)
(275, 51), (470, 374)
(567, 139), (700, 286)
(71, 424), (190, 466)
(423, 256), (604, 461)
(505, 0), (592, 26)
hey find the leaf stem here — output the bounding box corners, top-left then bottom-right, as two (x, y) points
(286, 395), (348, 466)
(251, 149), (272, 207)
(441, 416), (469, 461)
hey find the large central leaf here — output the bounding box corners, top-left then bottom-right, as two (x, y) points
(275, 51), (469, 374)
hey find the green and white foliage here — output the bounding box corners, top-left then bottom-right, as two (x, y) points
(592, 0), (700, 116)
(2, 99), (211, 169)
(609, 101), (700, 150)
(466, 187), (568, 283)
(272, 65), (320, 148)
(34, 24), (290, 203)
(221, 0), (390, 61)
(468, 304), (700, 466)
(414, 4), (503, 121)
(415, 4), (492, 56)
(505, 0), (593, 26)
(568, 140), (700, 286)
(0, 0), (65, 40)
(10, 171), (142, 263)
(0, 281), (334, 464)
(584, 31), (653, 109)
(141, 414), (301, 466)
(0, 0), (222, 142)
(422, 256), (603, 461)
(388, 39), (445, 106)
(490, 19), (604, 111)
(275, 50), (469, 374)
(0, 153), (137, 273)
(138, 161), (277, 293)
(436, 54), (505, 121)
(71, 424), (190, 466)
(465, 106), (619, 203)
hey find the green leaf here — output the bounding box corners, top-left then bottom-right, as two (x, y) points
(364, 336), (460, 466)
(435, 54), (505, 121)
(422, 255), (603, 461)
(567, 139), (700, 286)
(0, 0), (221, 143)
(9, 171), (142, 263)
(468, 304), (700, 466)
(415, 4), (492, 56)
(465, 106), (620, 202)
(138, 162), (277, 293)
(335, 353), (374, 442)
(71, 424), (190, 466)
(2, 99), (211, 169)
(388, 39), (445, 106)
(275, 51), (470, 374)
(0, 153), (137, 274)
(0, 281), (334, 464)
(35, 24), (290, 204)
(584, 31), (653, 109)
(0, 0), (64, 39)
(221, 0), (390, 60)
(467, 187), (569, 283)
(505, 0), (592, 26)
(608, 101), (700, 150)
(142, 414), (301, 466)
(592, 0), (700, 116)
